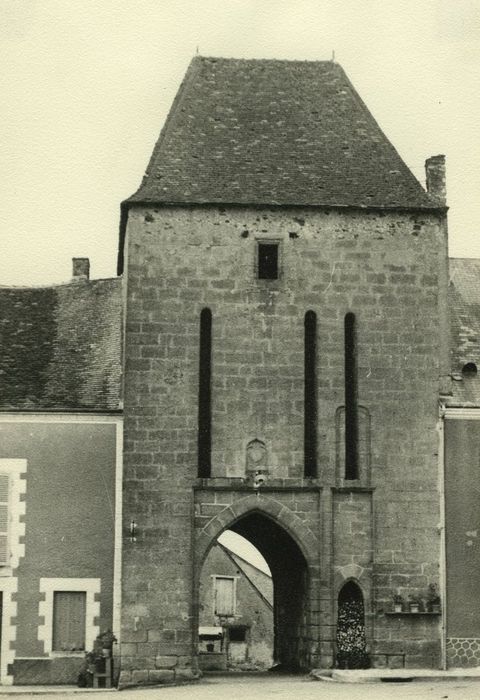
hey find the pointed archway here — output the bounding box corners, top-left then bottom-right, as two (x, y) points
(195, 498), (319, 672)
(336, 580), (369, 669)
(229, 512), (308, 670)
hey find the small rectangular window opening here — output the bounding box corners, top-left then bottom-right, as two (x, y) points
(228, 626), (247, 642)
(258, 243), (279, 279)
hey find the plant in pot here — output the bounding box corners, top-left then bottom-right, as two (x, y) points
(408, 594), (422, 613)
(426, 584), (441, 613)
(97, 629), (117, 657)
(393, 593), (404, 613)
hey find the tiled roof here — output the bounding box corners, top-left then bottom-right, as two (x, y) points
(4, 256), (478, 411)
(448, 258), (480, 405)
(0, 278), (122, 411)
(128, 56), (438, 209)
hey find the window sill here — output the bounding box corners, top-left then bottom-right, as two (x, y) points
(384, 611), (441, 617)
(49, 651), (85, 658)
(332, 485), (374, 493)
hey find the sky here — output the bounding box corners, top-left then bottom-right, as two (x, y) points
(219, 530), (271, 575)
(1, 0), (480, 285)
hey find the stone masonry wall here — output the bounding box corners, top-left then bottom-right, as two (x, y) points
(121, 204), (447, 683)
(194, 486), (321, 669)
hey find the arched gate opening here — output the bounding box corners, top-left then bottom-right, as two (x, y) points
(197, 511), (310, 672)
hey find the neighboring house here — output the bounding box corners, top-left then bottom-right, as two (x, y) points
(0, 260), (122, 685)
(1, 56), (480, 687)
(443, 258), (480, 667)
(198, 542), (273, 670)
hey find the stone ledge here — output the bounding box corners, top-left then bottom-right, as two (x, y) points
(194, 478), (322, 492)
(331, 486), (375, 493)
(118, 666), (201, 689)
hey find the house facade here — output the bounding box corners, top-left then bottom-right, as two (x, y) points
(0, 56), (478, 687)
(443, 258), (480, 667)
(198, 541), (273, 670)
(0, 265), (122, 685)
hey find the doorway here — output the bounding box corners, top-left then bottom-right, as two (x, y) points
(336, 580), (369, 669)
(198, 511), (310, 672)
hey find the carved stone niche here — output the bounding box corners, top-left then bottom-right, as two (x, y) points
(246, 439), (267, 473)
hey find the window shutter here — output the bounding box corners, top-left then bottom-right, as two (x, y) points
(214, 577), (235, 616)
(0, 474), (10, 566)
(52, 592), (87, 652)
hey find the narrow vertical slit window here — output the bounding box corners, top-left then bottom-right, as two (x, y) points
(304, 311), (317, 477)
(344, 312), (359, 480)
(198, 308), (212, 477)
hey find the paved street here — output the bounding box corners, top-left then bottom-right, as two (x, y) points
(3, 675), (480, 700)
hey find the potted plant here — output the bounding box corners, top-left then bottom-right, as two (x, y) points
(393, 593), (404, 613)
(97, 629), (117, 657)
(426, 584), (441, 613)
(408, 594), (422, 613)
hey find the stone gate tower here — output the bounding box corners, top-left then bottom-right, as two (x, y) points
(117, 57), (449, 686)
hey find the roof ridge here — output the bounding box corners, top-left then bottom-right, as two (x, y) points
(0, 277), (120, 291)
(195, 55), (336, 65)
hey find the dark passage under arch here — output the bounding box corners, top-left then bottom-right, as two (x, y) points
(199, 511), (312, 672)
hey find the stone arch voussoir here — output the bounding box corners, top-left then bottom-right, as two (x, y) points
(195, 493), (319, 569)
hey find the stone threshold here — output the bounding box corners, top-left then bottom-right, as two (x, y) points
(0, 688), (116, 695)
(311, 668), (480, 683)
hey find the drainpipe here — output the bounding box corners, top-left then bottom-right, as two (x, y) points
(437, 402), (447, 669)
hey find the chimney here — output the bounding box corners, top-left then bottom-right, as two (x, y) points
(425, 155), (446, 205)
(72, 257), (90, 281)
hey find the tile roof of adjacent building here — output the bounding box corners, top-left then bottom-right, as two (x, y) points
(127, 56), (439, 210)
(0, 278), (122, 411)
(448, 258), (480, 406)
(2, 256), (478, 410)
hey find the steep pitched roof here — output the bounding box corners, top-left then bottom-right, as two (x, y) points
(448, 258), (480, 405)
(128, 56), (437, 210)
(0, 278), (122, 411)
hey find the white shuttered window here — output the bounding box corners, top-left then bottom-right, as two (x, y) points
(0, 474), (10, 566)
(214, 577), (235, 616)
(52, 592), (87, 652)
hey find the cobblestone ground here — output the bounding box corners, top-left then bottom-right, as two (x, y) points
(5, 674), (480, 700)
